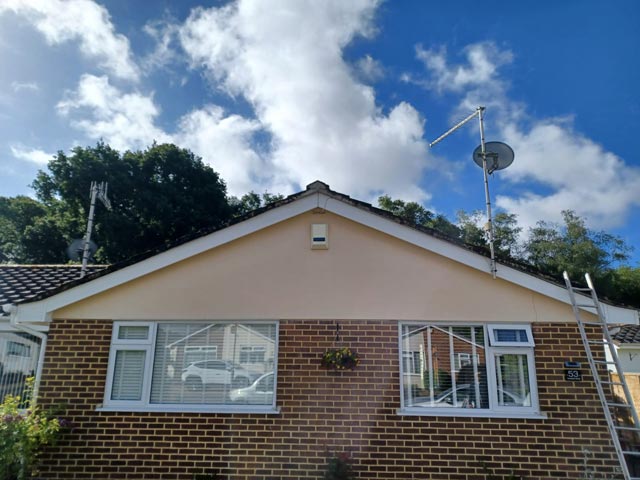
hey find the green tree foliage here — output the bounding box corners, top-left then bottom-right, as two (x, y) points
(2, 143), (233, 264)
(377, 197), (639, 308)
(229, 191), (285, 217)
(525, 210), (630, 279)
(377, 195), (461, 237)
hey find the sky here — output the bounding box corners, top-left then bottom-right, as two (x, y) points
(1, 0), (639, 263)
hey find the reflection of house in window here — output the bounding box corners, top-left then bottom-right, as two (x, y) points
(454, 353), (479, 372)
(184, 346), (218, 365)
(240, 346), (266, 363)
(402, 351), (422, 374)
(7, 341), (31, 357)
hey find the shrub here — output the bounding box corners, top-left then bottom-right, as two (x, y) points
(0, 378), (70, 480)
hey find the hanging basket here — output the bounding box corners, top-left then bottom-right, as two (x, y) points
(320, 347), (360, 371)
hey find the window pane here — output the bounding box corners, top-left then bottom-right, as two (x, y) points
(494, 354), (531, 407)
(111, 350), (146, 401)
(150, 323), (276, 406)
(118, 325), (149, 340)
(0, 332), (41, 401)
(402, 325), (488, 409)
(494, 329), (528, 343)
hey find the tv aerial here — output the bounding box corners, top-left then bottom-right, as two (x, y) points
(79, 181), (112, 278)
(429, 106), (515, 279)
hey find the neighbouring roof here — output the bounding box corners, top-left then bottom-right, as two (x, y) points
(611, 325), (640, 345)
(0, 265), (108, 308)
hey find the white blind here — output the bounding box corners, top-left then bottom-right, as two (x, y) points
(118, 326), (149, 340)
(111, 350), (146, 401)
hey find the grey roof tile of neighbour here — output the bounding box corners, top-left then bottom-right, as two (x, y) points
(0, 265), (108, 307)
(611, 325), (640, 345)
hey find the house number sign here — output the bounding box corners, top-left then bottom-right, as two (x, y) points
(564, 361), (582, 381)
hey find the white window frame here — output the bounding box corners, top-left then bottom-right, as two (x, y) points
(104, 322), (156, 408)
(398, 322), (543, 418)
(100, 320), (279, 414)
(487, 324), (535, 347)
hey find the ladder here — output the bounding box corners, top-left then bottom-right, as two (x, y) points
(564, 271), (640, 480)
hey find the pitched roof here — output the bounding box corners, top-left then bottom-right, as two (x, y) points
(611, 325), (640, 345)
(0, 265), (108, 309)
(4, 181), (638, 325)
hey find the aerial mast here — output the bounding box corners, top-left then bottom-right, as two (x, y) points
(80, 181), (111, 278)
(429, 106), (514, 279)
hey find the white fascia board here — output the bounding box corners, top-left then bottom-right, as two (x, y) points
(323, 196), (640, 325)
(14, 194), (320, 323)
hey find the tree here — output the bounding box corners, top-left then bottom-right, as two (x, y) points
(525, 210), (630, 280)
(377, 195), (461, 237)
(22, 142), (234, 263)
(230, 191), (285, 217)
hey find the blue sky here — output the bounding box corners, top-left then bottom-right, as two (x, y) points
(1, 0), (639, 263)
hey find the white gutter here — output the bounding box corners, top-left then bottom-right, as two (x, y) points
(4, 303), (48, 403)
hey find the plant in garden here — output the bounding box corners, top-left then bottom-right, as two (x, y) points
(320, 347), (360, 371)
(323, 451), (356, 480)
(0, 378), (70, 480)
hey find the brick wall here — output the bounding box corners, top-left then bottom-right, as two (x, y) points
(37, 319), (621, 480)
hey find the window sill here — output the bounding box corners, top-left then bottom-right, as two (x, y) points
(96, 404), (281, 415)
(396, 407), (547, 419)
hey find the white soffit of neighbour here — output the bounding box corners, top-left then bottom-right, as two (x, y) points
(12, 190), (639, 325)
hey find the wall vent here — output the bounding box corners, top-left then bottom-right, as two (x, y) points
(311, 224), (328, 250)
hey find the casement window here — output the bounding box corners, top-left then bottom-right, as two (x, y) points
(102, 321), (278, 413)
(399, 323), (541, 417)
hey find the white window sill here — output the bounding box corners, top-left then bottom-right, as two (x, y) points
(96, 404), (281, 415)
(397, 407), (547, 419)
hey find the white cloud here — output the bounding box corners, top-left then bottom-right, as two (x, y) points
(56, 75), (273, 196)
(10, 144), (53, 165)
(141, 19), (179, 72)
(10, 81), (40, 93)
(0, 0), (139, 81)
(57, 74), (169, 151)
(175, 106), (268, 195)
(178, 0), (431, 201)
(417, 41), (640, 230)
(355, 54), (384, 81)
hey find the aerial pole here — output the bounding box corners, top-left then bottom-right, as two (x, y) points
(429, 106), (514, 279)
(80, 182), (111, 278)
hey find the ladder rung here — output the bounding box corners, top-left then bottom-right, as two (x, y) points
(572, 286), (592, 292)
(602, 381), (625, 386)
(582, 321), (603, 326)
(622, 451), (640, 456)
(614, 425), (640, 431)
(608, 403), (633, 408)
(594, 360), (617, 365)
(588, 340), (608, 344)
(575, 303), (597, 307)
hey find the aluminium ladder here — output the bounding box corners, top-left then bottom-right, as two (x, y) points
(564, 271), (640, 480)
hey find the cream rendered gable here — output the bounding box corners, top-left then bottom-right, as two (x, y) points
(54, 210), (578, 323)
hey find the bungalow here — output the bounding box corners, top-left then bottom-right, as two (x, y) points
(2, 181), (639, 479)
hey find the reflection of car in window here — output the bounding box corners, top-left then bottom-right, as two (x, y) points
(181, 360), (254, 390)
(412, 384), (527, 408)
(229, 372), (274, 405)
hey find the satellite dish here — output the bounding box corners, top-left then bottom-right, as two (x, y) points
(67, 239), (97, 262)
(472, 141), (515, 174)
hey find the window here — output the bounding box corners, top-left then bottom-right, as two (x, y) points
(104, 321), (278, 412)
(399, 323), (539, 416)
(240, 346), (266, 363)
